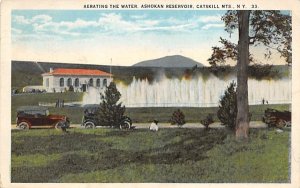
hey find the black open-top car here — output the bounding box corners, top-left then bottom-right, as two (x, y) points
(262, 108), (291, 128)
(81, 106), (132, 129)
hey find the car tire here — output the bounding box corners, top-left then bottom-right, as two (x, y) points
(120, 121), (131, 130)
(285, 121), (291, 127)
(276, 119), (286, 128)
(55, 121), (65, 129)
(18, 122), (29, 130)
(84, 122), (95, 129)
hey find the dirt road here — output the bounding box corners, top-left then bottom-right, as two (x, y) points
(11, 121), (267, 130)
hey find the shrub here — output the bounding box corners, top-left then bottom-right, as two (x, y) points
(217, 81), (237, 129)
(170, 109), (186, 127)
(68, 85), (74, 92)
(97, 82), (126, 128)
(200, 114), (214, 129)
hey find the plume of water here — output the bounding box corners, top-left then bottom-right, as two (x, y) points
(82, 75), (291, 107)
(117, 75), (291, 107)
(82, 87), (102, 105)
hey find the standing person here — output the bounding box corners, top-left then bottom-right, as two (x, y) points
(149, 120), (159, 131)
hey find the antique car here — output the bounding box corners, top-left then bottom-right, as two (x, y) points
(16, 106), (70, 129)
(81, 106), (133, 129)
(262, 108), (291, 128)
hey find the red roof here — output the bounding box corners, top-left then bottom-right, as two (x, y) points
(43, 68), (112, 76)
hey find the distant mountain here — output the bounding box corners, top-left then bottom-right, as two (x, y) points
(133, 55), (204, 68)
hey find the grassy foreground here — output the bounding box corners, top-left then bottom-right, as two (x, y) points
(11, 128), (290, 183)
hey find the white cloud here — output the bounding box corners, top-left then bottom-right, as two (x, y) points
(130, 14), (147, 19)
(96, 13), (196, 33)
(98, 13), (137, 31)
(31, 15), (52, 23)
(136, 19), (160, 27)
(31, 17), (99, 36)
(166, 17), (183, 24)
(202, 23), (224, 30)
(139, 23), (197, 32)
(13, 15), (31, 24)
(12, 33), (65, 43)
(28, 12), (198, 35)
(13, 13), (225, 40)
(197, 15), (222, 23)
(69, 19), (99, 28)
(12, 28), (22, 34)
(33, 22), (83, 36)
(13, 14), (53, 25)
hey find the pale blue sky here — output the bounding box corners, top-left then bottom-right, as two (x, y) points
(11, 10), (286, 66)
(12, 10), (227, 38)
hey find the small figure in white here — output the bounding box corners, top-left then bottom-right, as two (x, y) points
(149, 120), (159, 131)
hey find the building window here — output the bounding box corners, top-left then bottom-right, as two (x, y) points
(59, 78), (64, 87)
(96, 79), (101, 87)
(103, 79), (107, 87)
(89, 78), (93, 86)
(75, 78), (79, 87)
(46, 78), (49, 87)
(67, 78), (72, 86)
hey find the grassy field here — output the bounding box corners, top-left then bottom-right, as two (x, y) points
(11, 128), (290, 183)
(125, 104), (290, 123)
(11, 91), (290, 124)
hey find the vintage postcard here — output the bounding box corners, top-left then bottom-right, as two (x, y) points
(1, 0), (300, 187)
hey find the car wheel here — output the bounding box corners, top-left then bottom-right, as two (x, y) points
(276, 119), (286, 128)
(285, 121), (291, 127)
(84, 122), (95, 129)
(55, 121), (65, 129)
(120, 121), (131, 130)
(18, 122), (29, 130)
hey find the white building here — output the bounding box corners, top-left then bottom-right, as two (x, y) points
(42, 68), (112, 92)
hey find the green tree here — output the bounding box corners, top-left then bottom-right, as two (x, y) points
(217, 82), (237, 130)
(170, 109), (186, 127)
(200, 114), (214, 130)
(97, 82), (125, 128)
(208, 11), (291, 139)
